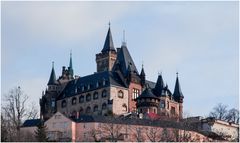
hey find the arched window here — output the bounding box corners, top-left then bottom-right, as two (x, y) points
(102, 103), (107, 110)
(79, 95), (84, 103)
(122, 104), (127, 111)
(72, 97), (76, 105)
(62, 100), (67, 108)
(118, 90), (124, 98)
(86, 106), (91, 113)
(86, 94), (91, 101)
(102, 90), (107, 98)
(94, 105), (98, 112)
(79, 107), (84, 114)
(93, 92), (98, 100)
(71, 110), (77, 119)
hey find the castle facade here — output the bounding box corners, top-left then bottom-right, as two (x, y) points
(40, 26), (184, 120)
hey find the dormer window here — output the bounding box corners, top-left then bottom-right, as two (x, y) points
(81, 86), (84, 91)
(103, 79), (106, 86)
(96, 82), (99, 88)
(75, 87), (77, 94)
(88, 84), (90, 90)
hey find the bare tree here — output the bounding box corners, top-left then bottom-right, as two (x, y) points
(131, 126), (145, 142)
(88, 128), (102, 142)
(1, 86), (39, 141)
(160, 128), (174, 141)
(1, 114), (8, 142)
(226, 108), (239, 124)
(209, 103), (228, 120)
(146, 126), (162, 142)
(99, 122), (124, 142)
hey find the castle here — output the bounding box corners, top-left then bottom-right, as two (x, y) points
(39, 25), (184, 121)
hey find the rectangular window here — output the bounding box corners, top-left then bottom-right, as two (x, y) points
(171, 107), (176, 115)
(160, 100), (165, 108)
(132, 88), (140, 100)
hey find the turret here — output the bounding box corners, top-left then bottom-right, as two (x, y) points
(173, 73), (184, 119)
(173, 73), (184, 103)
(47, 62), (57, 91)
(68, 50), (74, 77)
(136, 84), (160, 114)
(96, 23), (117, 72)
(140, 64), (146, 87)
(153, 74), (164, 96)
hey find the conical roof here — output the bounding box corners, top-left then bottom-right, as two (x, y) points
(69, 52), (74, 76)
(101, 27), (116, 53)
(140, 65), (146, 77)
(48, 62), (57, 85)
(154, 74), (164, 96)
(138, 85), (158, 99)
(173, 75), (184, 99)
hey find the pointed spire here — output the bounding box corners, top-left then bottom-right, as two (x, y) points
(140, 63), (146, 77)
(48, 62), (57, 85)
(173, 72), (184, 102)
(69, 50), (74, 76)
(140, 63), (146, 87)
(122, 30), (127, 47)
(101, 23), (116, 53)
(154, 73), (164, 96)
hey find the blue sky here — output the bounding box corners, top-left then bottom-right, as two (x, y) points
(1, 1), (239, 117)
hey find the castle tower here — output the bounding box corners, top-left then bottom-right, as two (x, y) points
(136, 85), (160, 114)
(59, 52), (74, 82)
(96, 24), (117, 72)
(173, 73), (184, 119)
(47, 62), (58, 91)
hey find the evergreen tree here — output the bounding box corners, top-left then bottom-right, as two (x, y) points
(35, 121), (48, 142)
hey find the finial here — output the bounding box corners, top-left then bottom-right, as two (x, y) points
(52, 61), (54, 68)
(108, 21), (111, 27)
(158, 71), (162, 76)
(123, 30), (125, 42)
(70, 49), (72, 57)
(122, 30), (127, 46)
(176, 72), (179, 77)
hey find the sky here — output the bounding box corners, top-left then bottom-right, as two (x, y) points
(1, 1), (239, 117)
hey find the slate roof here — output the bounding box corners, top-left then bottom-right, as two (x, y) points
(57, 71), (126, 100)
(140, 66), (145, 77)
(101, 27), (116, 53)
(112, 45), (139, 76)
(173, 76), (184, 99)
(153, 74), (164, 96)
(138, 86), (158, 99)
(22, 119), (41, 127)
(48, 64), (57, 85)
(145, 80), (156, 89)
